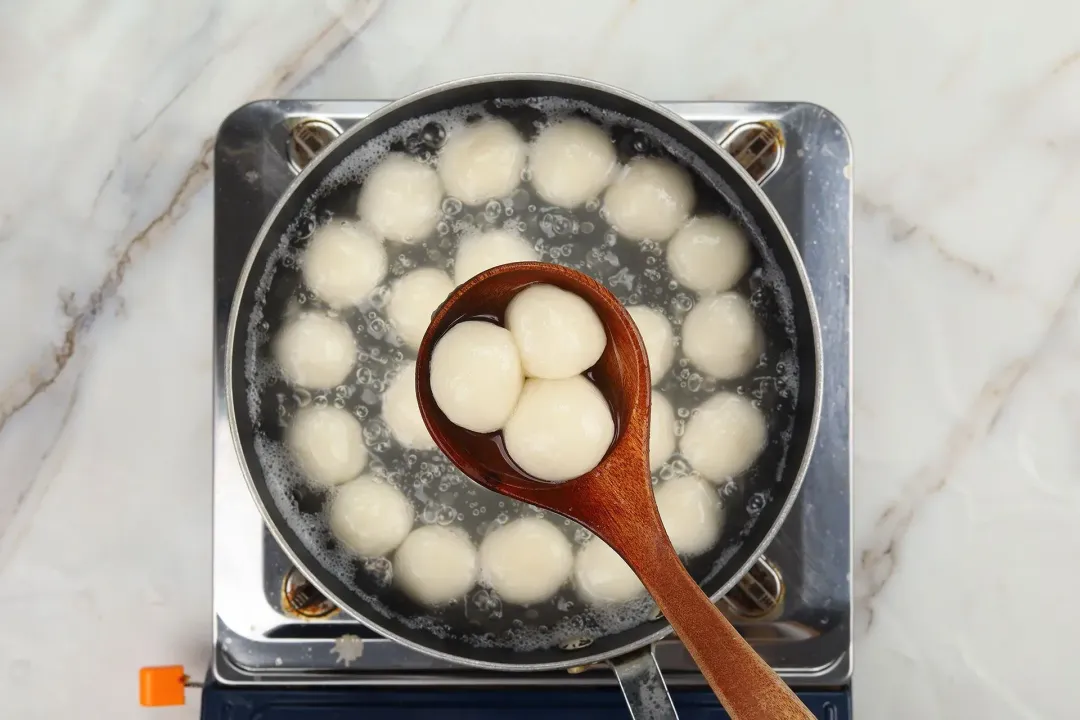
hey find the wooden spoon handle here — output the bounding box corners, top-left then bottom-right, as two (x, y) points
(636, 548), (815, 720)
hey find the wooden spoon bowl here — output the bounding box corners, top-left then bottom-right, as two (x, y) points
(415, 262), (813, 720)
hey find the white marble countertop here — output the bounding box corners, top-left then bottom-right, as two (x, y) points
(2, 1), (1078, 717)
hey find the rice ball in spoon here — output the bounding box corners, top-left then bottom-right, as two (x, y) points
(603, 157), (694, 242)
(302, 220), (387, 309)
(439, 118), (527, 205)
(502, 376), (615, 483)
(682, 292), (763, 379)
(627, 305), (674, 385)
(667, 215), (751, 294)
(387, 268), (454, 350)
(530, 118), (616, 208)
(274, 313), (357, 389)
(480, 517), (573, 605)
(287, 406), (368, 487)
(358, 153), (443, 243)
(330, 476), (413, 557)
(394, 525), (479, 606)
(505, 284), (606, 379)
(453, 228), (538, 286)
(680, 392), (767, 481)
(430, 321), (524, 433)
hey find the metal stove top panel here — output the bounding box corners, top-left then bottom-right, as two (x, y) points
(212, 100), (851, 687)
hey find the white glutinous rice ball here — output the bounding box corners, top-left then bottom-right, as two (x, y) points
(655, 472), (721, 556)
(503, 377), (615, 483)
(667, 215), (751, 294)
(453, 228), (538, 286)
(382, 362), (435, 450)
(394, 525), (479, 606)
(302, 220), (387, 309)
(287, 406), (368, 487)
(274, 313), (357, 389)
(649, 392), (676, 473)
(330, 476), (413, 557)
(574, 537), (645, 605)
(480, 517), (573, 605)
(430, 320), (524, 433)
(357, 153), (443, 243)
(439, 118), (527, 205)
(505, 284), (607, 379)
(627, 305), (674, 385)
(530, 118), (616, 208)
(682, 293), (763, 379)
(680, 392), (767, 481)
(387, 268), (454, 349)
(603, 157), (695, 242)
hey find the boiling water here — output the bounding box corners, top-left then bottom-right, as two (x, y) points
(243, 97), (800, 652)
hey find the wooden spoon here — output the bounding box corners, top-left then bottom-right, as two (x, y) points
(415, 262), (814, 720)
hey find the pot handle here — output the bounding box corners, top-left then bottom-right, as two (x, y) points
(609, 646), (680, 720)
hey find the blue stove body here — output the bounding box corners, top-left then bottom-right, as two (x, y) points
(200, 683), (851, 719)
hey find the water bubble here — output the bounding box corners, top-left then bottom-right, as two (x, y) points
(362, 557), (393, 587)
(608, 267), (635, 291)
(747, 492), (767, 514)
(472, 588), (502, 617)
(404, 132), (424, 155)
(421, 122), (446, 148)
(442, 197), (463, 216)
(540, 212), (574, 237)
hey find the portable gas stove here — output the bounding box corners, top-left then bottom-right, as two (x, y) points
(202, 99), (852, 718)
